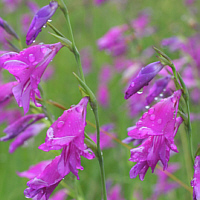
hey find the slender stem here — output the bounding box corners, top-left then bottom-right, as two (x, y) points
(35, 96), (192, 194)
(58, 0), (85, 83)
(93, 108), (107, 200)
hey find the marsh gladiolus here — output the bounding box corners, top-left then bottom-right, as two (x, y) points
(124, 62), (164, 99)
(128, 90), (182, 180)
(26, 1), (58, 45)
(0, 43), (63, 114)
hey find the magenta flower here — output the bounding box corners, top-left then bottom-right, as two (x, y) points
(39, 97), (95, 179)
(107, 184), (125, 200)
(97, 84), (110, 107)
(0, 81), (17, 103)
(9, 123), (46, 153)
(146, 76), (171, 105)
(80, 47), (93, 75)
(161, 37), (184, 52)
(151, 163), (179, 199)
(124, 62), (164, 99)
(24, 155), (64, 199)
(128, 90), (183, 180)
(49, 189), (68, 200)
(0, 113), (45, 141)
(26, 1), (58, 45)
(17, 160), (52, 179)
(89, 124), (116, 150)
(97, 25), (128, 56)
(191, 155), (200, 200)
(0, 43), (63, 114)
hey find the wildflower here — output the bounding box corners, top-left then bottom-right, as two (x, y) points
(124, 61), (164, 99)
(49, 189), (68, 200)
(146, 76), (171, 105)
(0, 113), (45, 141)
(89, 124), (116, 149)
(151, 163), (179, 199)
(26, 1), (58, 45)
(128, 90), (183, 180)
(24, 155), (64, 199)
(9, 123), (46, 153)
(80, 47), (93, 75)
(39, 97), (95, 179)
(97, 25), (128, 56)
(191, 155), (200, 200)
(0, 43), (63, 114)
(97, 84), (109, 107)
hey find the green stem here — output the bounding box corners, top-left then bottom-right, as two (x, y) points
(58, 0), (85, 83)
(93, 108), (107, 200)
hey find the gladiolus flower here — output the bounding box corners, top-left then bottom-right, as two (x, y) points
(124, 61), (164, 99)
(128, 90), (182, 180)
(0, 43), (63, 114)
(191, 155), (200, 200)
(26, 1), (58, 45)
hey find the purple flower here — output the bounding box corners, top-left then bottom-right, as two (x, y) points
(9, 123), (46, 153)
(17, 160), (52, 179)
(0, 81), (18, 103)
(161, 37), (184, 52)
(49, 189), (68, 200)
(191, 155), (200, 200)
(97, 84), (110, 107)
(94, 0), (108, 6)
(151, 163), (179, 199)
(39, 97), (95, 179)
(24, 155), (63, 199)
(2, 0), (22, 13)
(107, 184), (125, 200)
(124, 62), (164, 99)
(0, 43), (63, 114)
(26, 1), (58, 45)
(128, 90), (183, 180)
(89, 124), (116, 150)
(80, 47), (93, 75)
(97, 25), (128, 56)
(0, 113), (45, 141)
(146, 76), (171, 105)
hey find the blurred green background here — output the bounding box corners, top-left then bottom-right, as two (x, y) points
(0, 0), (200, 199)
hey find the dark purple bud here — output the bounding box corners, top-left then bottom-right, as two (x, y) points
(0, 17), (19, 40)
(26, 1), (58, 45)
(124, 61), (164, 99)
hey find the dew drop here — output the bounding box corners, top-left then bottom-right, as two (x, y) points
(148, 107), (155, 115)
(40, 46), (47, 54)
(136, 120), (143, 126)
(154, 97), (158, 101)
(43, 24), (47, 28)
(137, 90), (143, 94)
(159, 93), (163, 97)
(33, 40), (35, 43)
(142, 112), (148, 119)
(150, 114), (155, 121)
(48, 19), (52, 22)
(47, 127), (54, 138)
(131, 82), (135, 87)
(57, 121), (64, 128)
(145, 105), (150, 109)
(157, 119), (162, 124)
(28, 54), (35, 62)
(76, 106), (83, 113)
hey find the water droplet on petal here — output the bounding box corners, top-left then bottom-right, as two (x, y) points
(76, 106), (83, 113)
(136, 120), (143, 126)
(145, 105), (150, 109)
(48, 19), (52, 22)
(159, 93), (163, 97)
(40, 46), (47, 54)
(47, 127), (54, 138)
(57, 121), (64, 128)
(28, 54), (35, 62)
(154, 97), (158, 101)
(148, 107), (155, 115)
(131, 82), (135, 87)
(43, 24), (47, 28)
(33, 40), (35, 43)
(137, 90), (143, 94)
(157, 119), (162, 124)
(150, 114), (155, 121)
(142, 112), (148, 119)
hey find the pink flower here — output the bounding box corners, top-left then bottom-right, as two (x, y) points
(128, 90), (183, 180)
(0, 43), (63, 114)
(97, 84), (110, 107)
(191, 155), (200, 200)
(39, 97), (95, 179)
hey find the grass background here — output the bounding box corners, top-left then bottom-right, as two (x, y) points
(0, 0), (200, 199)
